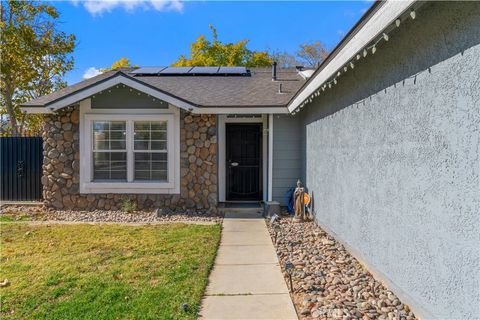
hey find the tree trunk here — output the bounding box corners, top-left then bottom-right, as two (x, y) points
(19, 111), (27, 134)
(4, 83), (19, 136)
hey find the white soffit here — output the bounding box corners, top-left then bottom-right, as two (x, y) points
(288, 0), (416, 112)
(20, 107), (52, 114)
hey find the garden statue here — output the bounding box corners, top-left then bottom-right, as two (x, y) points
(293, 179), (307, 222)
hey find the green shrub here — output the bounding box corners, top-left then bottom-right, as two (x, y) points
(122, 199), (137, 213)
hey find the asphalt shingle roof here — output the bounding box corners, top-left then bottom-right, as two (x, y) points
(22, 68), (306, 108)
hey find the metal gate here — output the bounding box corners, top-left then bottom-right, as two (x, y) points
(0, 137), (43, 201)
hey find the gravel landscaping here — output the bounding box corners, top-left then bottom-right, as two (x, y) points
(0, 205), (222, 224)
(267, 217), (417, 320)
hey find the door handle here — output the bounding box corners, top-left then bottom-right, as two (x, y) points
(231, 162), (239, 167)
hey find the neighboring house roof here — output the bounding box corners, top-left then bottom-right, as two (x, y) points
(288, 0), (421, 112)
(22, 67), (306, 113)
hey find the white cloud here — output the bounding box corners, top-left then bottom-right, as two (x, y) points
(72, 0), (184, 16)
(83, 67), (102, 79)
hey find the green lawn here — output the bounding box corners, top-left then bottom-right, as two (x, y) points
(0, 222), (221, 319)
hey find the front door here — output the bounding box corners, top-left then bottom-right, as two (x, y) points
(226, 123), (262, 201)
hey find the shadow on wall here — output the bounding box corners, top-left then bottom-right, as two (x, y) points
(300, 1), (480, 124)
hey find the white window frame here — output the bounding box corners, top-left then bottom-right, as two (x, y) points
(79, 98), (180, 194)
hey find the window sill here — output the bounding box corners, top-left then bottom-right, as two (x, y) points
(80, 181), (179, 194)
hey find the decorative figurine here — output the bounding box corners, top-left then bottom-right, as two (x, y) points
(293, 179), (305, 222)
(293, 179), (313, 222)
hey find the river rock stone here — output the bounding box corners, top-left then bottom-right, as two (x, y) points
(267, 217), (418, 320)
(42, 107), (218, 213)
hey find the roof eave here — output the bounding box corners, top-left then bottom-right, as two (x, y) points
(22, 71), (199, 113)
(20, 106), (53, 114)
(288, 0), (420, 113)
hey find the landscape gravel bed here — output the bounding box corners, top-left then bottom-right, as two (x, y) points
(0, 205), (222, 224)
(267, 217), (417, 320)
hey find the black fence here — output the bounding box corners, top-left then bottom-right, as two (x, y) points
(0, 137), (43, 201)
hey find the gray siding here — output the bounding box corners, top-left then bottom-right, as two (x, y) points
(272, 114), (303, 205)
(299, 2), (479, 319)
(91, 85), (168, 109)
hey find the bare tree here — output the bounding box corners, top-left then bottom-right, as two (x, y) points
(296, 41), (329, 67)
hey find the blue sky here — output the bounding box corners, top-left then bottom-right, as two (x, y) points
(52, 1), (373, 84)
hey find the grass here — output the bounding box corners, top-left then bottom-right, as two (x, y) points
(0, 222), (221, 319)
(0, 215), (31, 222)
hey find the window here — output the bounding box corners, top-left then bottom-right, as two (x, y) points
(91, 120), (168, 182)
(92, 121), (127, 181)
(134, 121), (168, 181)
(81, 112), (179, 194)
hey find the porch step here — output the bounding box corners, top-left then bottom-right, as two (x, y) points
(218, 202), (263, 215)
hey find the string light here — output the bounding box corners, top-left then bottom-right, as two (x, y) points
(410, 9), (416, 20)
(293, 6), (417, 113)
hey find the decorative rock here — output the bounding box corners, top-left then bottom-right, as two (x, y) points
(267, 217), (418, 320)
(0, 279), (10, 287)
(70, 110), (79, 124)
(47, 149), (60, 159)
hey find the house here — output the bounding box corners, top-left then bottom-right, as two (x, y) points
(22, 66), (306, 211)
(22, 0), (479, 319)
(287, 1), (478, 320)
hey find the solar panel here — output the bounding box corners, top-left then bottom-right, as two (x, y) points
(130, 67), (166, 74)
(130, 66), (250, 76)
(159, 67), (193, 74)
(189, 66), (220, 74)
(218, 66), (248, 74)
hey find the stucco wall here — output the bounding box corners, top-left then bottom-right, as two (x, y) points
(42, 107), (218, 212)
(272, 114), (303, 205)
(299, 2), (479, 319)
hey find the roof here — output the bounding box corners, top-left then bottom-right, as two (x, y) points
(22, 67), (306, 110)
(288, 0), (420, 112)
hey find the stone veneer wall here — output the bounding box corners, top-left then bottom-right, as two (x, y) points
(42, 106), (218, 212)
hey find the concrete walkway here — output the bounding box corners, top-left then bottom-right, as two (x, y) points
(199, 211), (298, 320)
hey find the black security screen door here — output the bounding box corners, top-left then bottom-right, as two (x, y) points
(226, 123), (262, 201)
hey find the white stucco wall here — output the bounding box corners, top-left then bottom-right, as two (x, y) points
(300, 2), (479, 319)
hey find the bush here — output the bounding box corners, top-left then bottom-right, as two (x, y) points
(122, 199), (137, 213)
